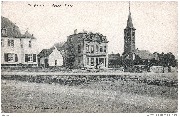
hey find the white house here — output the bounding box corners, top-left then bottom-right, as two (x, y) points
(1, 16), (38, 67)
(38, 46), (64, 67)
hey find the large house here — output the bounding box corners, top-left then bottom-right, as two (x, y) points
(64, 30), (109, 69)
(1, 16), (38, 66)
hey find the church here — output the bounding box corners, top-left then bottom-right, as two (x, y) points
(123, 3), (158, 63)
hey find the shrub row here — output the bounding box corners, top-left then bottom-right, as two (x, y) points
(1, 75), (178, 88)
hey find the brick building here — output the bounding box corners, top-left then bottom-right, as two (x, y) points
(65, 30), (109, 69)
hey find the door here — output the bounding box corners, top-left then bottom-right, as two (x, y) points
(44, 59), (49, 68)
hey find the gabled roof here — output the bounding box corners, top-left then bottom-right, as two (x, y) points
(38, 46), (65, 58)
(21, 31), (36, 39)
(38, 48), (54, 58)
(1, 16), (36, 39)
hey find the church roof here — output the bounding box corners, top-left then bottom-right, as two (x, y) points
(126, 2), (135, 29)
(135, 49), (155, 60)
(126, 12), (134, 28)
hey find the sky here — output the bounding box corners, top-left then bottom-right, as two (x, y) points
(1, 1), (178, 57)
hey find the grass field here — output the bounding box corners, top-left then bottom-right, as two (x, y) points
(1, 73), (178, 113)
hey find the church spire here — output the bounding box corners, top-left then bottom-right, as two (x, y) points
(127, 1), (134, 28)
(129, 1), (130, 14)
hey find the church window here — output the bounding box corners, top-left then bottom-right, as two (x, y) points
(132, 32), (135, 36)
(78, 45), (81, 53)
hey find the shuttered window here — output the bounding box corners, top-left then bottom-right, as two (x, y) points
(25, 54), (28, 62)
(25, 54), (35, 62)
(4, 53), (8, 62)
(4, 53), (16, 62)
(15, 54), (18, 62)
(33, 54), (36, 62)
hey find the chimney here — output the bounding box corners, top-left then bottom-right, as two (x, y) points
(74, 29), (77, 34)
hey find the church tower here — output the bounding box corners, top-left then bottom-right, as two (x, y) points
(124, 2), (136, 54)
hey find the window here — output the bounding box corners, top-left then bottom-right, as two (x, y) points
(90, 45), (94, 53)
(78, 45), (81, 53)
(25, 54), (36, 62)
(91, 58), (94, 66)
(99, 58), (104, 65)
(1, 28), (7, 36)
(29, 40), (32, 48)
(8, 39), (14, 47)
(100, 46), (103, 52)
(20, 39), (23, 48)
(1, 39), (4, 47)
(86, 44), (89, 53)
(4, 53), (18, 62)
(33, 54), (36, 62)
(96, 45), (99, 52)
(87, 57), (89, 65)
(104, 46), (106, 52)
(132, 32), (135, 36)
(55, 60), (57, 66)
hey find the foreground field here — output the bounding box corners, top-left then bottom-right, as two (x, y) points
(1, 73), (178, 113)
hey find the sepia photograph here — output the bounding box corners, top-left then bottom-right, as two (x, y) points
(1, 1), (178, 115)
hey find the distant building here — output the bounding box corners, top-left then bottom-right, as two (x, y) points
(1, 16), (38, 67)
(65, 30), (109, 69)
(108, 53), (121, 68)
(38, 46), (64, 67)
(123, 4), (136, 60)
(123, 5), (158, 62)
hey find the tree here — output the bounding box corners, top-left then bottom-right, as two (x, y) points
(64, 41), (75, 69)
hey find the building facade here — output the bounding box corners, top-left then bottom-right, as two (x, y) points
(1, 16), (38, 66)
(38, 46), (64, 67)
(65, 31), (109, 69)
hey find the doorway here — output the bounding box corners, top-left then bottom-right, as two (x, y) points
(44, 59), (49, 68)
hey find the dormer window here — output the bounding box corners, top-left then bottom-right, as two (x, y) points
(1, 28), (7, 36)
(29, 40), (31, 48)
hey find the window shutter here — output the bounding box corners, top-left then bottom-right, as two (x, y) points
(15, 54), (18, 62)
(25, 54), (28, 62)
(4, 53), (8, 62)
(33, 54), (36, 62)
(8, 40), (10, 46)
